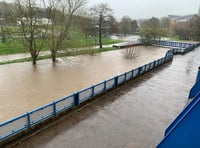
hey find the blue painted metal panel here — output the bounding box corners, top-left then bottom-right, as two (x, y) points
(29, 103), (54, 125)
(196, 67), (200, 82)
(157, 93), (200, 148)
(0, 114), (28, 141)
(93, 82), (105, 95)
(165, 92), (200, 136)
(106, 77), (115, 90)
(189, 80), (200, 98)
(55, 94), (74, 113)
(79, 87), (93, 103)
(189, 67), (200, 98)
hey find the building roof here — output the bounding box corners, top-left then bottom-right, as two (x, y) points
(168, 14), (196, 22)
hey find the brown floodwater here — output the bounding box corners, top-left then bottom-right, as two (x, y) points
(0, 46), (168, 122)
(11, 47), (200, 148)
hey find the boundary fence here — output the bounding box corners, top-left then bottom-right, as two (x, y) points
(155, 40), (198, 54)
(0, 49), (174, 143)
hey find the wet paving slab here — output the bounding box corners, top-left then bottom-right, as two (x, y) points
(10, 47), (200, 148)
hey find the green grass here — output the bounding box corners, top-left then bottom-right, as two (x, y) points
(0, 47), (118, 65)
(169, 36), (191, 42)
(0, 37), (121, 55)
(102, 38), (122, 45)
(0, 39), (27, 55)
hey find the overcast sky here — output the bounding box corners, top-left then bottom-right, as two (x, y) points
(87, 0), (200, 20)
(5, 0), (200, 20)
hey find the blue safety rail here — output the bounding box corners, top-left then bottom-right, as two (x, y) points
(0, 49), (174, 142)
(155, 41), (196, 54)
(157, 66), (200, 148)
(156, 92), (200, 148)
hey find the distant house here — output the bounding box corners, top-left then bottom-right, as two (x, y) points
(17, 17), (52, 26)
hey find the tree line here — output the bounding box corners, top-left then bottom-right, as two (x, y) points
(0, 1), (139, 64)
(0, 1), (200, 64)
(139, 15), (200, 45)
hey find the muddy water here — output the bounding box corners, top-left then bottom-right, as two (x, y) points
(0, 46), (168, 122)
(12, 47), (200, 148)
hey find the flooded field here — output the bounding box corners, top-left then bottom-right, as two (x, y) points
(0, 46), (168, 122)
(12, 47), (200, 148)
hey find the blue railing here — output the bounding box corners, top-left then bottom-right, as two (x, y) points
(0, 49), (174, 142)
(155, 41), (196, 54)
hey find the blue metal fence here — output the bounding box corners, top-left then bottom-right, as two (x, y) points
(0, 49), (174, 142)
(155, 41), (196, 54)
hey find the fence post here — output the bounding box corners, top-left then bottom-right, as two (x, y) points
(138, 67), (141, 76)
(125, 72), (127, 81)
(92, 85), (95, 97)
(74, 92), (79, 106)
(104, 81), (106, 91)
(115, 76), (119, 87)
(132, 69), (134, 78)
(153, 60), (156, 68)
(53, 101), (56, 116)
(27, 112), (31, 128)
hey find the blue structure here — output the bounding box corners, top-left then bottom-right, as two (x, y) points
(157, 67), (200, 148)
(155, 40), (196, 54)
(189, 67), (200, 98)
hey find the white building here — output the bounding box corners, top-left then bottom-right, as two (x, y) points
(17, 17), (52, 26)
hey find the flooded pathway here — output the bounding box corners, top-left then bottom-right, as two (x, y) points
(12, 47), (200, 148)
(0, 46), (168, 122)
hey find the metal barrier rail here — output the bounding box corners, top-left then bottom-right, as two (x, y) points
(0, 47), (176, 142)
(155, 41), (196, 54)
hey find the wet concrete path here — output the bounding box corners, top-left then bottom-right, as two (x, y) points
(11, 48), (200, 148)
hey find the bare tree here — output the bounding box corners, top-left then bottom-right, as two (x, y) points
(121, 47), (141, 59)
(90, 3), (113, 48)
(6, 0), (86, 64)
(10, 0), (50, 65)
(46, 0), (86, 63)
